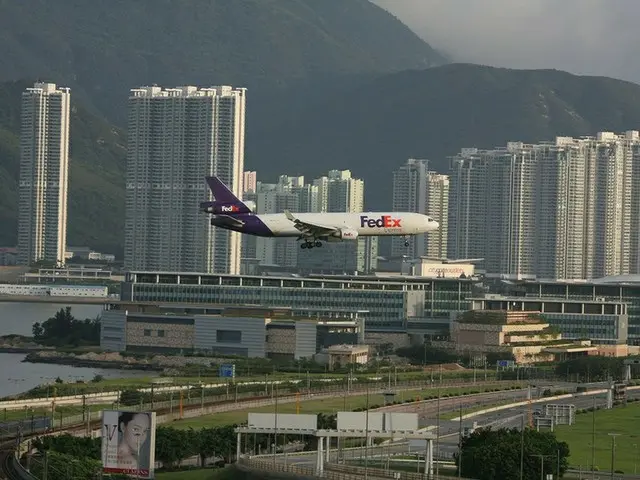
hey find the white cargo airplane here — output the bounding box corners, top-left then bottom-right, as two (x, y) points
(201, 176), (439, 249)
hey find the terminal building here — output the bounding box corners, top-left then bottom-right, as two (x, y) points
(119, 271), (479, 344)
(497, 276), (640, 345)
(469, 294), (628, 345)
(101, 304), (364, 359)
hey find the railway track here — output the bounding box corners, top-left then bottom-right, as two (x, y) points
(0, 442), (32, 480)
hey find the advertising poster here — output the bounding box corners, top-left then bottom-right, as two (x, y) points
(101, 410), (157, 478)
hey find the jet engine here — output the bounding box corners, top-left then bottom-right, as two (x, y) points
(332, 228), (359, 240)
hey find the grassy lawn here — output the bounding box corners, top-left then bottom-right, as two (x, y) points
(555, 403), (640, 474)
(171, 385), (521, 430)
(13, 369), (497, 399)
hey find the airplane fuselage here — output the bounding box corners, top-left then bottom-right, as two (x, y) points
(211, 211), (438, 238)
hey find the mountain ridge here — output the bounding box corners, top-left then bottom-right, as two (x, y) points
(0, 0), (446, 123)
(248, 63), (640, 208)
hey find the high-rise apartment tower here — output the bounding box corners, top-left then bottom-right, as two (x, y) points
(17, 82), (70, 266)
(124, 85), (246, 274)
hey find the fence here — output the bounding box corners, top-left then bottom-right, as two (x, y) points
(0, 378), (523, 441)
(326, 463), (476, 480)
(238, 458), (475, 480)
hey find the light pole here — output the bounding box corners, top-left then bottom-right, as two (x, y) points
(530, 454), (554, 480)
(608, 433), (621, 479)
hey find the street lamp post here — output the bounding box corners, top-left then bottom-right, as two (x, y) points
(530, 454), (554, 480)
(608, 433), (621, 480)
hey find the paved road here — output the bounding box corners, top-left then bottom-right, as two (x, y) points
(270, 386), (639, 467)
(430, 389), (640, 459)
(261, 384), (574, 466)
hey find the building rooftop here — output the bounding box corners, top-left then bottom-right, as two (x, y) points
(126, 270), (476, 286)
(510, 275), (640, 286)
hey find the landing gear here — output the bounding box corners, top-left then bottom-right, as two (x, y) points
(300, 240), (323, 249)
(404, 236), (410, 248)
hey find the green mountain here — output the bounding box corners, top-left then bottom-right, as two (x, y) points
(250, 63), (640, 208)
(0, 0), (445, 123)
(0, 81), (126, 254)
(0, 0), (445, 254)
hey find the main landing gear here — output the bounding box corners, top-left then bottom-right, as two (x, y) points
(300, 240), (323, 249)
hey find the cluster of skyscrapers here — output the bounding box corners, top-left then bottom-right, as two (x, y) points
(240, 170), (377, 274)
(448, 132), (640, 280)
(14, 81), (640, 282)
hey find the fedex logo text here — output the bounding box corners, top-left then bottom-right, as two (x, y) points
(220, 205), (239, 213)
(360, 215), (402, 228)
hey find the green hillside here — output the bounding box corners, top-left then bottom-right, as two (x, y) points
(250, 63), (640, 208)
(0, 0), (445, 122)
(0, 81), (126, 254)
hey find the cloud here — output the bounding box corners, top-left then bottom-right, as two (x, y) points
(372, 0), (640, 83)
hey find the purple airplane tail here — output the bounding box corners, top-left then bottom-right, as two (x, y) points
(206, 176), (241, 204)
(202, 176), (253, 215)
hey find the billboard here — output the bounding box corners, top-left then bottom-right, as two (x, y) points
(384, 413), (418, 431)
(337, 412), (384, 431)
(102, 410), (157, 479)
(248, 413), (317, 430)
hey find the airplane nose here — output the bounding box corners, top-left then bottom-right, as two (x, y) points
(432, 221), (439, 230)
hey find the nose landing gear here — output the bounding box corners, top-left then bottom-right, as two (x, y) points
(404, 235), (410, 248)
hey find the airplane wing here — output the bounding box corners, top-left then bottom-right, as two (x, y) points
(284, 210), (339, 236)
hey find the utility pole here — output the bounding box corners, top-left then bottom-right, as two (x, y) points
(435, 385), (441, 477)
(520, 414), (525, 480)
(458, 400), (463, 479)
(364, 385), (370, 480)
(591, 396), (596, 479)
(530, 454), (553, 480)
(273, 384), (279, 468)
(608, 433), (621, 480)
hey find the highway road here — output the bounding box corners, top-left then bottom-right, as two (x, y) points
(269, 385), (637, 468)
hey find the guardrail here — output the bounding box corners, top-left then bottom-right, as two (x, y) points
(0, 375), (504, 410)
(326, 463), (475, 480)
(1, 379), (522, 438)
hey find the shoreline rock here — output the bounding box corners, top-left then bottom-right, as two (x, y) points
(22, 351), (162, 371)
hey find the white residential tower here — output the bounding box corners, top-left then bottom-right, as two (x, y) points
(17, 82), (70, 266)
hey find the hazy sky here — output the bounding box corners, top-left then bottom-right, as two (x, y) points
(373, 0), (640, 84)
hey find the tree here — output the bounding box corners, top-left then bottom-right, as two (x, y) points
(33, 307), (101, 347)
(556, 356), (625, 382)
(28, 451), (100, 479)
(33, 433), (101, 460)
(155, 427), (196, 468)
(119, 389), (149, 406)
(395, 344), (458, 365)
(32, 322), (43, 338)
(456, 427), (570, 480)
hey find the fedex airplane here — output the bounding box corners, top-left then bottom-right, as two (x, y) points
(200, 176), (439, 249)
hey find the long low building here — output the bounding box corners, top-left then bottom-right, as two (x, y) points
(501, 276), (640, 344)
(101, 303), (364, 359)
(120, 271), (477, 337)
(0, 283), (109, 298)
